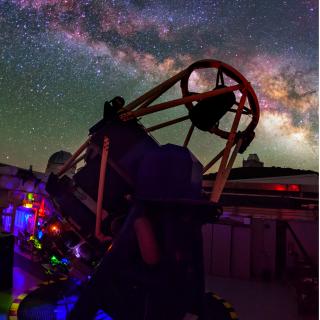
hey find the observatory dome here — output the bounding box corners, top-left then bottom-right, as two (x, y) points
(46, 150), (76, 176)
(243, 153), (264, 168)
(48, 151), (72, 165)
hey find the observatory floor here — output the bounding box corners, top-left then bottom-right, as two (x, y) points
(206, 276), (317, 320)
(1, 252), (317, 320)
(0, 252), (47, 320)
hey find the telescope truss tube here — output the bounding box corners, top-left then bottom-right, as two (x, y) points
(57, 59), (259, 238)
(120, 59), (259, 204)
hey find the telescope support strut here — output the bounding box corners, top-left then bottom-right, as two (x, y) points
(183, 124), (195, 147)
(210, 91), (247, 202)
(95, 136), (110, 241)
(58, 136), (92, 177)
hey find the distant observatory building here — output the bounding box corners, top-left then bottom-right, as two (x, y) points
(243, 153), (264, 168)
(45, 150), (76, 176)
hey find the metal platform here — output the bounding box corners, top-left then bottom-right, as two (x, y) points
(9, 279), (238, 320)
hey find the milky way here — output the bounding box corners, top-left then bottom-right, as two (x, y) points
(0, 0), (318, 172)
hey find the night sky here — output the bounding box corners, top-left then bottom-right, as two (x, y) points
(0, 0), (318, 172)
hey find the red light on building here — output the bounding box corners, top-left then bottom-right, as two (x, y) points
(288, 184), (300, 192)
(274, 184), (287, 191)
(270, 184), (300, 192)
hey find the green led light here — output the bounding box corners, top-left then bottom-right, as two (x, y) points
(33, 239), (42, 250)
(27, 193), (34, 201)
(50, 255), (60, 266)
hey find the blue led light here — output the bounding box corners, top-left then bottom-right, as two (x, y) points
(38, 230), (43, 239)
(55, 296), (113, 320)
(95, 310), (113, 320)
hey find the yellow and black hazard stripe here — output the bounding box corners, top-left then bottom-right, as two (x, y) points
(7, 277), (68, 320)
(211, 292), (239, 320)
(8, 281), (238, 320)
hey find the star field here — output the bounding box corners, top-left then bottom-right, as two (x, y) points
(0, 0), (318, 172)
